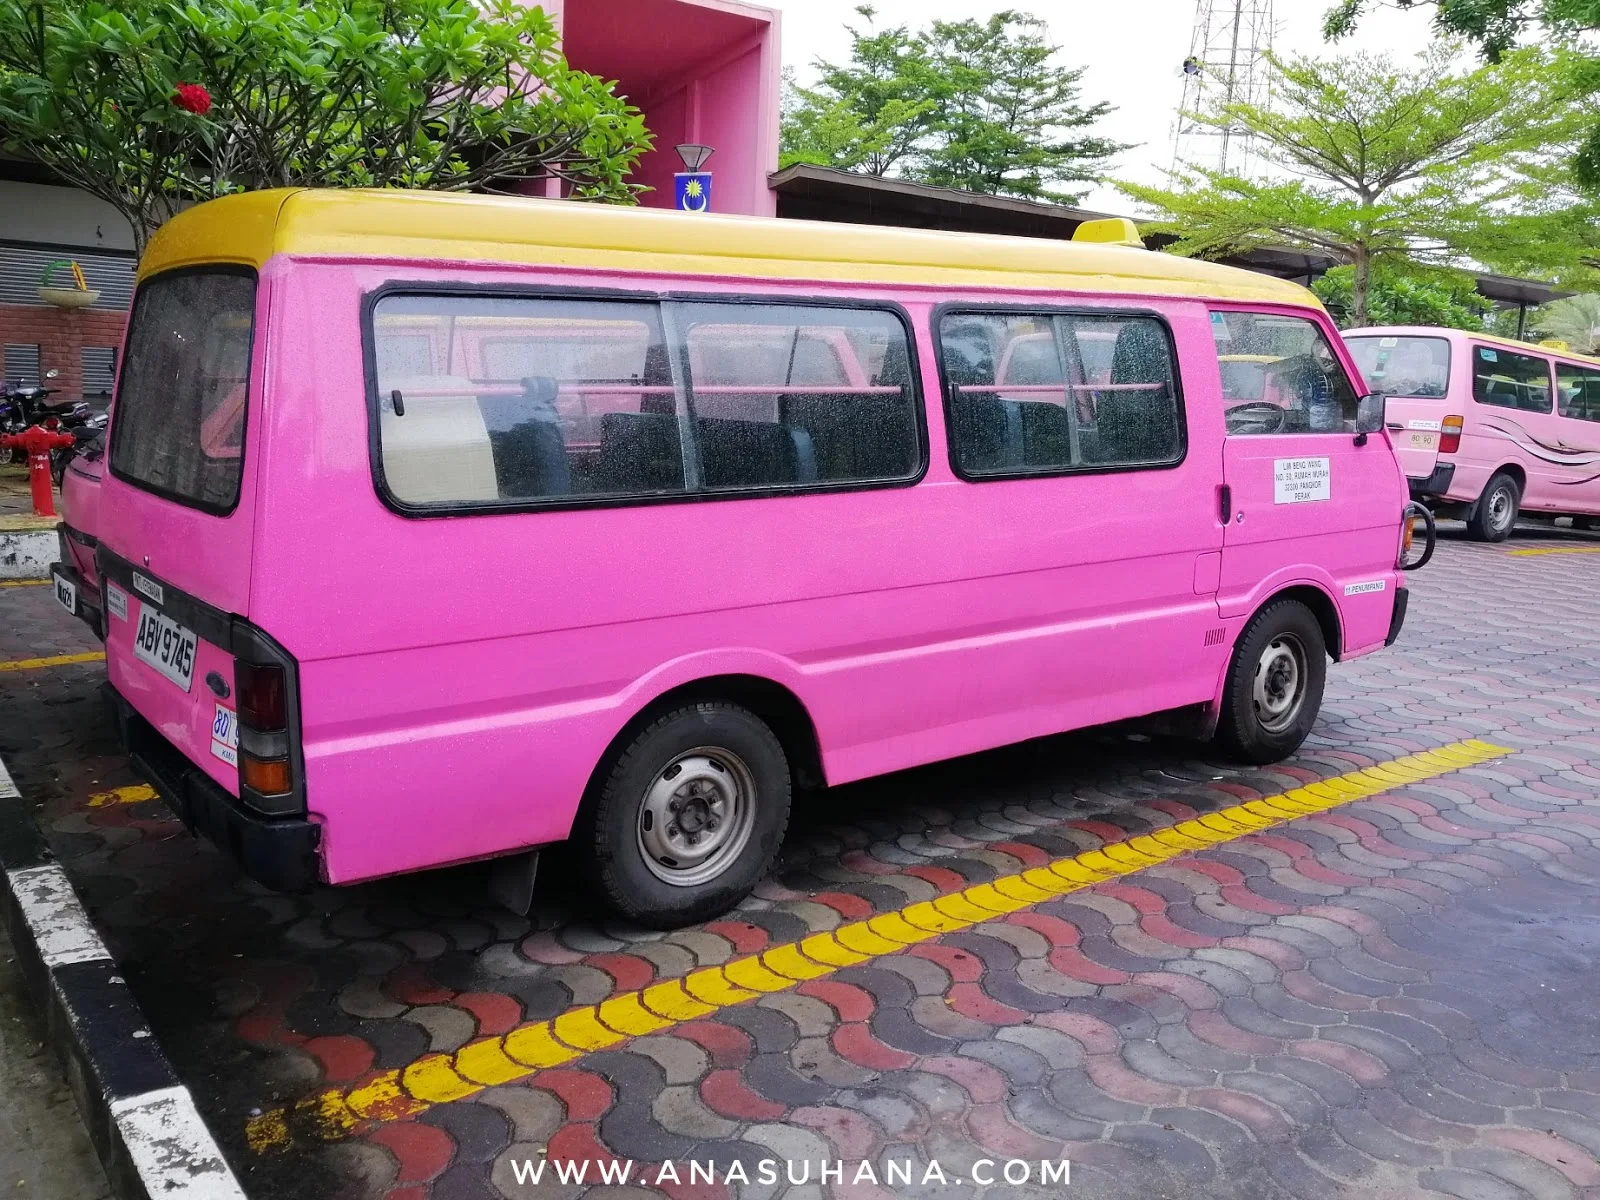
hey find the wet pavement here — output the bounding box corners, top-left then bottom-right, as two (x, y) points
(2, 525), (1600, 1199)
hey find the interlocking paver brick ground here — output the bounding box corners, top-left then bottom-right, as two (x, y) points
(4, 523), (1600, 1199)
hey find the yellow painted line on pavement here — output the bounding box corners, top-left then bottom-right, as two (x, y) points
(245, 738), (1513, 1154)
(87, 784), (158, 808)
(0, 651), (105, 672)
(1506, 546), (1600, 556)
(0, 579), (49, 588)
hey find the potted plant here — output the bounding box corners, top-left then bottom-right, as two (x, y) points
(38, 260), (99, 308)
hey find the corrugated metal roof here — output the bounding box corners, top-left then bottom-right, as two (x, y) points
(0, 243), (135, 310)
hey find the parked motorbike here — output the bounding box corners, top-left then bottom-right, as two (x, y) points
(1, 369), (102, 478)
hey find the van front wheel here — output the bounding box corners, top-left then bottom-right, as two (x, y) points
(586, 702), (791, 927)
(1468, 473), (1520, 542)
(1215, 599), (1327, 764)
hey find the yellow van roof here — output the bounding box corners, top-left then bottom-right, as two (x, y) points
(140, 187), (1318, 306)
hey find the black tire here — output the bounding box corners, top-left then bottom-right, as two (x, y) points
(583, 702), (790, 927)
(1467, 472), (1520, 543)
(1214, 599), (1327, 765)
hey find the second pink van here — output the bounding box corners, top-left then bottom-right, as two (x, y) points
(1345, 326), (1600, 541)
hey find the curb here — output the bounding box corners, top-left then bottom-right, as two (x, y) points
(0, 526), (59, 580)
(0, 753), (248, 1200)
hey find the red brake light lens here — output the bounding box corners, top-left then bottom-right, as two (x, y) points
(1440, 415), (1463, 454)
(236, 661), (286, 731)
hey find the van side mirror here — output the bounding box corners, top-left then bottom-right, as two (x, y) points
(1354, 393), (1386, 442)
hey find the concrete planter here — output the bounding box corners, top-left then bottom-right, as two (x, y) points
(38, 287), (100, 309)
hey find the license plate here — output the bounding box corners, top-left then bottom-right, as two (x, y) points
(132, 603), (198, 692)
(53, 575), (76, 616)
(1407, 431), (1438, 450)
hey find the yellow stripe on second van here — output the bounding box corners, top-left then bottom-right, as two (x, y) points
(1506, 545), (1600, 557)
(0, 651), (105, 672)
(244, 738), (1512, 1154)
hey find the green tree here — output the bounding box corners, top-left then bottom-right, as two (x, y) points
(1115, 46), (1579, 326)
(1324, 0), (1600, 188)
(779, 7), (1125, 204)
(912, 12), (1127, 203)
(1312, 264), (1494, 329)
(779, 8), (935, 176)
(1530, 292), (1600, 351)
(0, 0), (653, 253)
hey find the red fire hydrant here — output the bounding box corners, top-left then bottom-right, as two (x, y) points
(1, 425), (76, 518)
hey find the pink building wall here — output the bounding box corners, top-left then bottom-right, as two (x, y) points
(538, 0), (780, 217)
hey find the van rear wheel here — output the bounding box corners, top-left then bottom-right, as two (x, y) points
(1468, 473), (1520, 542)
(585, 702), (790, 927)
(1215, 599), (1327, 764)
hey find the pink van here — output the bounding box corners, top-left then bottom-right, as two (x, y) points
(74, 190), (1420, 925)
(1344, 326), (1600, 541)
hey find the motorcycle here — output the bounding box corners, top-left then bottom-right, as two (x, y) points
(1, 369), (102, 480)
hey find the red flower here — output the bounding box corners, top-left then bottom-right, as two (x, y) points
(172, 83), (211, 115)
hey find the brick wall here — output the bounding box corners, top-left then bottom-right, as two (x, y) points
(0, 302), (127, 400)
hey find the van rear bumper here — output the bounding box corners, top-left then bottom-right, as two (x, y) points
(1408, 462), (1455, 499)
(48, 557), (102, 639)
(105, 685), (321, 892)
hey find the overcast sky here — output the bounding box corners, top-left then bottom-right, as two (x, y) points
(763, 0), (1443, 210)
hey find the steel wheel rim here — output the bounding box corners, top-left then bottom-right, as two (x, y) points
(637, 747), (757, 887)
(1252, 633), (1307, 734)
(1488, 486), (1514, 532)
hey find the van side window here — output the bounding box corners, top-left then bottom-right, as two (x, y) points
(110, 269), (256, 513)
(1555, 362), (1600, 422)
(368, 294), (921, 509)
(1210, 310), (1360, 435)
(1471, 345), (1552, 413)
(938, 311), (1182, 477)
(677, 303), (920, 490)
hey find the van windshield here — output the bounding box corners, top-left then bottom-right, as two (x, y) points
(1345, 335), (1451, 398)
(109, 269), (256, 513)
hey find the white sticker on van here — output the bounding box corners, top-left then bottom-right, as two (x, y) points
(1273, 457), (1332, 504)
(1379, 337), (1398, 347)
(1344, 580), (1387, 596)
(1406, 419), (1443, 431)
(105, 582), (127, 622)
(210, 705), (239, 767)
(131, 573), (163, 606)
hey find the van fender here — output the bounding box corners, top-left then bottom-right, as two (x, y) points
(1208, 571), (1347, 725)
(584, 647), (827, 798)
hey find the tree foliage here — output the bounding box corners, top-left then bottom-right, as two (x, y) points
(1312, 264), (1494, 329)
(1324, 0), (1600, 187)
(0, 0), (653, 252)
(1530, 292), (1600, 351)
(780, 6), (1125, 204)
(1115, 46), (1582, 326)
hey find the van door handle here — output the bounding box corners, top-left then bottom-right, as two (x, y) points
(1219, 484), (1232, 524)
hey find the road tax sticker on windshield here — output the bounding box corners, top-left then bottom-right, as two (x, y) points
(1273, 457), (1331, 504)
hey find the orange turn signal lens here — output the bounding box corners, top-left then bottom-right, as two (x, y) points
(241, 755), (292, 795)
(1402, 516), (1416, 554)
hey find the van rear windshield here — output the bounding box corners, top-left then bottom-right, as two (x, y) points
(1345, 335), (1450, 398)
(110, 269), (256, 513)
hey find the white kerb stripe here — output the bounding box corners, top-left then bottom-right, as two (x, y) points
(8, 864), (111, 967)
(111, 1087), (248, 1200)
(0, 755), (19, 800)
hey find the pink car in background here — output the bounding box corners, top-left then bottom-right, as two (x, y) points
(56, 189), (1420, 927)
(1345, 326), (1600, 541)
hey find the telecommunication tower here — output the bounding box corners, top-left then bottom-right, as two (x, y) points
(1172, 0), (1276, 176)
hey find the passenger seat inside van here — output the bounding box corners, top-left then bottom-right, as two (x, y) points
(380, 375), (499, 503)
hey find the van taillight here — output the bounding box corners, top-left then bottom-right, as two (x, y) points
(236, 662), (286, 730)
(1440, 415), (1463, 454)
(231, 621), (303, 815)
